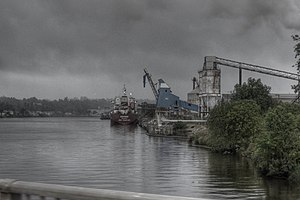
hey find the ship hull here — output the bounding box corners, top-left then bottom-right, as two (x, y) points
(110, 112), (138, 125)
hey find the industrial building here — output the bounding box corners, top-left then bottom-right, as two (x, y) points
(222, 93), (298, 103)
(187, 56), (299, 118)
(156, 79), (198, 113)
(187, 57), (221, 118)
(143, 69), (199, 113)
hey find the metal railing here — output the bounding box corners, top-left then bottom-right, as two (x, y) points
(0, 179), (206, 200)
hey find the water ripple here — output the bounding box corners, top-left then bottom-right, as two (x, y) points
(0, 118), (299, 199)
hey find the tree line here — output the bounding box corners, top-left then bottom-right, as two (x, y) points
(0, 96), (112, 117)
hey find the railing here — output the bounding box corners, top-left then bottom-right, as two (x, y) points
(161, 119), (207, 123)
(0, 179), (206, 200)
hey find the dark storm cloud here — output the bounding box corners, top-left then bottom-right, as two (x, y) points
(204, 0), (300, 34)
(0, 0), (299, 98)
(1, 0), (204, 79)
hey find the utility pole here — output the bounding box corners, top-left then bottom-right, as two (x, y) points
(292, 34), (300, 103)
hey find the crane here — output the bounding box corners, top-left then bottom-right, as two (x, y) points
(143, 68), (159, 100)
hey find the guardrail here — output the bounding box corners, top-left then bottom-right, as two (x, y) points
(161, 119), (207, 123)
(0, 179), (206, 200)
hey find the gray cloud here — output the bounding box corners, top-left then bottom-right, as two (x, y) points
(0, 0), (299, 99)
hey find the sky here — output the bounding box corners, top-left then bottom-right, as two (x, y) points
(1, 0), (300, 100)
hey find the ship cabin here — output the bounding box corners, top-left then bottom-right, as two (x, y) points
(120, 96), (128, 107)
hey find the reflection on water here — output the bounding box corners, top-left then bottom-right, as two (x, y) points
(0, 117), (300, 199)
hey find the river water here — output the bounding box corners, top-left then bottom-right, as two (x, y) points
(0, 117), (300, 200)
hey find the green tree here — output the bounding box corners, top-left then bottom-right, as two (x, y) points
(253, 104), (300, 178)
(208, 100), (262, 153)
(231, 77), (273, 112)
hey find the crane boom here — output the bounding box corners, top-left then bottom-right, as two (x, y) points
(143, 68), (159, 100)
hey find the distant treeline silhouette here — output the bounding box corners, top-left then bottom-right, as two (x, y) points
(0, 96), (112, 117)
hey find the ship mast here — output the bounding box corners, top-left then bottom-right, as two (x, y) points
(123, 84), (126, 95)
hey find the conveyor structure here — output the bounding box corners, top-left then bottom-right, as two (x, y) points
(188, 56), (300, 118)
(209, 56), (299, 82)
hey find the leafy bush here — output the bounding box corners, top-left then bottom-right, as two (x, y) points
(207, 100), (262, 153)
(173, 121), (187, 130)
(188, 127), (209, 146)
(231, 78), (274, 112)
(253, 104), (300, 178)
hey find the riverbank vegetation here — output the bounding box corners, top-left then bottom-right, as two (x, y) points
(190, 34), (300, 181)
(190, 77), (300, 181)
(0, 96), (112, 117)
(253, 103), (300, 180)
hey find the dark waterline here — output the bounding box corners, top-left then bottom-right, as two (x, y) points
(0, 117), (299, 200)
